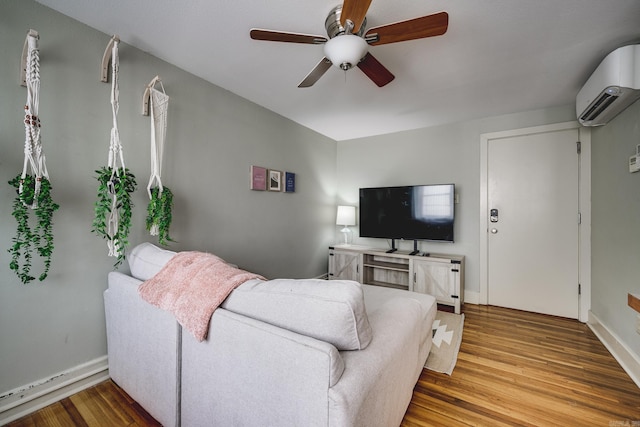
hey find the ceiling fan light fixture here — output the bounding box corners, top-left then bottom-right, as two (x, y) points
(323, 34), (368, 70)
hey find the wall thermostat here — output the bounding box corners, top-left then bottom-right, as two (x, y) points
(630, 154), (640, 173)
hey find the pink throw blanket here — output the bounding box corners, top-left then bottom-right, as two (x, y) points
(138, 251), (265, 341)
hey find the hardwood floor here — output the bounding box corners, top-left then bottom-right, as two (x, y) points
(8, 305), (640, 426)
(403, 304), (640, 426)
(5, 380), (161, 427)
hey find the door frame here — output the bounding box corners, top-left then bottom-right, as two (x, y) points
(479, 121), (591, 322)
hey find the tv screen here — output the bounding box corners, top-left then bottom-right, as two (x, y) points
(359, 184), (455, 242)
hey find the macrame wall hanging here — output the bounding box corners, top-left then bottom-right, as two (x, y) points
(92, 35), (137, 267)
(143, 76), (174, 246)
(8, 29), (60, 284)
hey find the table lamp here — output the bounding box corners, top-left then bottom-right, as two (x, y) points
(336, 205), (356, 245)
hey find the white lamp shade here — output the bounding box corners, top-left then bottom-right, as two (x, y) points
(336, 205), (356, 226)
(324, 35), (368, 70)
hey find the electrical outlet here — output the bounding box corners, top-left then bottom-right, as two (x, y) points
(636, 315), (640, 335)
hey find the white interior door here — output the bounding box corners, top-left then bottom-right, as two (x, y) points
(486, 127), (580, 319)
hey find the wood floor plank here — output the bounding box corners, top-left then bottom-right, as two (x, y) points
(7, 304), (640, 426)
(58, 397), (89, 427)
(68, 386), (128, 426)
(406, 384), (527, 427)
(30, 403), (74, 427)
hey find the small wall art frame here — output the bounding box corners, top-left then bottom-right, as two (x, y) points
(268, 169), (282, 192)
(285, 172), (295, 193)
(250, 165), (267, 191)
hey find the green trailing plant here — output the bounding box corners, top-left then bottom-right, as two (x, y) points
(8, 174), (60, 284)
(146, 186), (175, 246)
(91, 166), (137, 267)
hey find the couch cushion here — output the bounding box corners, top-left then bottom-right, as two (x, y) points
(222, 278), (373, 350)
(128, 242), (176, 281)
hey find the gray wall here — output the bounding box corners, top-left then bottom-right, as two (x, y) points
(336, 105), (577, 296)
(0, 0), (336, 394)
(591, 99), (640, 358)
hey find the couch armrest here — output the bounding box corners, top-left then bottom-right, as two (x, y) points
(181, 308), (344, 427)
(329, 297), (435, 427)
(104, 271), (181, 427)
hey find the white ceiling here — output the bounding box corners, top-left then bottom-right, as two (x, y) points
(35, 0), (640, 141)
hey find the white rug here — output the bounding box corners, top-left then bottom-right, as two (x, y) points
(424, 311), (464, 375)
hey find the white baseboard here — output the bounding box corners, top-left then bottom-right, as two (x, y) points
(0, 356), (109, 425)
(587, 311), (640, 389)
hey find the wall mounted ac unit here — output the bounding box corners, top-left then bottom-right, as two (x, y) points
(576, 44), (640, 126)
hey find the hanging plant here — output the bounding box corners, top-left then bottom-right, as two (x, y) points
(91, 166), (137, 267)
(8, 174), (60, 284)
(146, 186), (174, 246)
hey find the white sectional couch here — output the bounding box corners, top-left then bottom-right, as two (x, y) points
(104, 243), (437, 427)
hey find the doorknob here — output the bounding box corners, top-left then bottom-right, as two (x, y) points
(491, 228), (498, 234)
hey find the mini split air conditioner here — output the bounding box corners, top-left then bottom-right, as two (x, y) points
(576, 44), (640, 126)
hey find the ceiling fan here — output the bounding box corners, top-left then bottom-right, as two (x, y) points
(250, 0), (448, 88)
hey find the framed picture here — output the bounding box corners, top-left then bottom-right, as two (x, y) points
(268, 169), (282, 192)
(285, 172), (295, 193)
(250, 166), (267, 191)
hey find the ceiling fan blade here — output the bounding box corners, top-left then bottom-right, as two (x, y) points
(357, 53), (395, 87)
(250, 29), (327, 44)
(298, 58), (333, 88)
(340, 0), (373, 34)
(364, 11), (448, 46)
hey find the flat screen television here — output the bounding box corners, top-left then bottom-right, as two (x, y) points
(359, 184), (455, 243)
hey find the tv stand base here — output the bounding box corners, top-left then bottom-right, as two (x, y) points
(328, 245), (465, 314)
